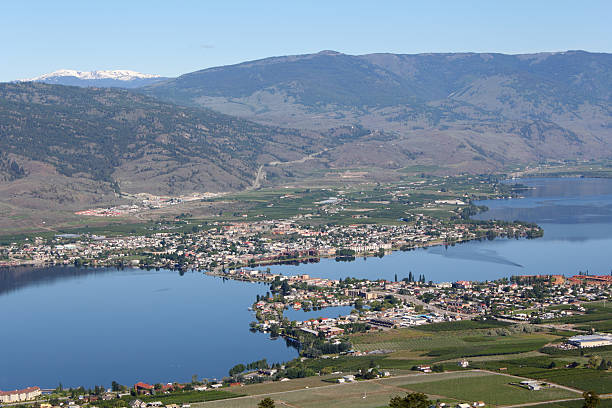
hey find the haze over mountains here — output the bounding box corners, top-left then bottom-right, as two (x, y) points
(1, 50), (612, 220)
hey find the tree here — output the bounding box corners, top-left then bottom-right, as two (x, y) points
(229, 363), (246, 377)
(258, 397), (275, 408)
(389, 392), (431, 408)
(583, 391), (600, 408)
(597, 359), (608, 370)
(280, 280), (291, 296)
(587, 355), (601, 369)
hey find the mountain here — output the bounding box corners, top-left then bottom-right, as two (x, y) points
(143, 50), (612, 171)
(0, 82), (341, 217)
(22, 69), (169, 88)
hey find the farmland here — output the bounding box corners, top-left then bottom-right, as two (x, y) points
(400, 372), (577, 405)
(189, 371), (584, 408)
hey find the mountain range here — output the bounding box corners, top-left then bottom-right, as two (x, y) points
(1, 50), (612, 228)
(21, 69), (168, 88)
(143, 50), (612, 172)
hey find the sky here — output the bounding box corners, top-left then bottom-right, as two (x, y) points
(2, 0), (611, 82)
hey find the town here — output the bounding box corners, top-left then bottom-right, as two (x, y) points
(0, 215), (541, 272)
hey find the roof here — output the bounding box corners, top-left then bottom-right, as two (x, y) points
(568, 334), (612, 342)
(0, 387), (40, 396)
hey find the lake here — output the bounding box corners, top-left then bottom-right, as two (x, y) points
(267, 177), (612, 282)
(0, 267), (299, 390)
(1, 177), (611, 390)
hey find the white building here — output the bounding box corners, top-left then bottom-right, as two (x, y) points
(567, 334), (612, 348)
(0, 387), (41, 403)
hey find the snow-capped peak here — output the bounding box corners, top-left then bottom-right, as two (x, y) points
(24, 69), (161, 82)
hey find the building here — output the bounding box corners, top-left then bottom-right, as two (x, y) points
(567, 275), (612, 286)
(134, 382), (154, 394)
(567, 334), (612, 348)
(453, 281), (472, 289)
(520, 380), (542, 391)
(0, 387), (41, 403)
(458, 359), (469, 368)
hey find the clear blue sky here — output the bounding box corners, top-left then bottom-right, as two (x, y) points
(2, 0), (611, 82)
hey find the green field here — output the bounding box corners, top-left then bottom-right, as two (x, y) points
(189, 371), (583, 408)
(519, 368), (612, 394)
(350, 327), (561, 364)
(401, 372), (578, 406)
(413, 320), (512, 332)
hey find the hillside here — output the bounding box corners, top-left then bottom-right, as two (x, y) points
(0, 82), (337, 221)
(144, 50), (612, 171)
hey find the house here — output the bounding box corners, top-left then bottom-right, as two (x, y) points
(472, 402), (485, 407)
(129, 399), (144, 408)
(320, 326), (345, 338)
(456, 404), (471, 408)
(453, 281), (472, 289)
(102, 393), (116, 400)
(458, 359), (469, 368)
(342, 375), (356, 382)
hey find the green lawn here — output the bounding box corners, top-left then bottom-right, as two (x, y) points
(400, 373), (578, 406)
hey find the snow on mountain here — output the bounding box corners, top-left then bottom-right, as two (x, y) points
(18, 69), (169, 89)
(25, 69), (161, 81)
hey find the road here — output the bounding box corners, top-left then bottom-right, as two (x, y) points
(251, 165), (265, 190)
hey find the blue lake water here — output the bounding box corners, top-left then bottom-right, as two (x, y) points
(0, 268), (298, 389)
(1, 177), (611, 390)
